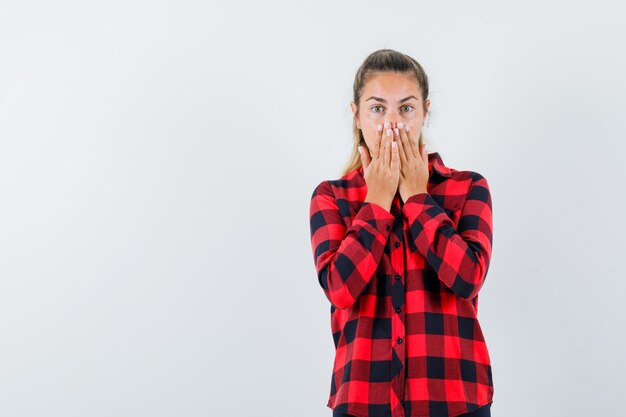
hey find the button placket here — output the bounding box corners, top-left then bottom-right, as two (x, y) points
(388, 217), (407, 417)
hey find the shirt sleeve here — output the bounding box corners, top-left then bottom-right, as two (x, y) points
(309, 180), (395, 310)
(401, 173), (493, 300)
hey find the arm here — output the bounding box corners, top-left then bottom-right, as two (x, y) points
(401, 173), (493, 299)
(309, 180), (395, 310)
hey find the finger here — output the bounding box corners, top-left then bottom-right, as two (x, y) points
(396, 123), (412, 163)
(404, 124), (419, 159)
(394, 127), (408, 167)
(373, 122), (384, 159)
(359, 146), (371, 170)
(379, 132), (387, 169)
(394, 124), (411, 166)
(383, 126), (392, 167)
(391, 138), (400, 171)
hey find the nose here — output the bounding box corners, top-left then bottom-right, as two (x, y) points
(386, 111), (402, 127)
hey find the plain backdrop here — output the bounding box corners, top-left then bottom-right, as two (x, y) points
(1, 1), (625, 416)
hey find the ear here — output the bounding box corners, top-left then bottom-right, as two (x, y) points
(350, 101), (361, 130)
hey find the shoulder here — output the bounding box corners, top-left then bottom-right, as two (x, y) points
(311, 168), (362, 200)
(445, 169), (491, 211)
(430, 165), (490, 211)
(440, 157), (489, 187)
(310, 179), (333, 200)
(455, 170), (490, 191)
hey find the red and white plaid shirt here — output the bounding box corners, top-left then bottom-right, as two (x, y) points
(309, 152), (494, 417)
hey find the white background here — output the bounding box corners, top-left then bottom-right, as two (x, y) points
(1, 1), (625, 416)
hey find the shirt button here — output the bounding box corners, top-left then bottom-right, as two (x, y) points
(395, 274), (401, 281)
(397, 337), (403, 344)
(395, 307), (401, 313)
(386, 225), (391, 231)
(394, 242), (401, 248)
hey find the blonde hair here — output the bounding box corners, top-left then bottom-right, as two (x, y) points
(342, 49), (431, 176)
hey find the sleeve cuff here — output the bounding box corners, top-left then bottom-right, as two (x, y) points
(354, 200), (395, 235)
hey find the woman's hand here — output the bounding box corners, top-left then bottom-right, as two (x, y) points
(358, 122), (400, 212)
(394, 122), (429, 203)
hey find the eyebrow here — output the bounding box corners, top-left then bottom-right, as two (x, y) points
(365, 95), (420, 103)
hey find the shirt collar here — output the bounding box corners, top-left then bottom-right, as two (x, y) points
(356, 151), (452, 178)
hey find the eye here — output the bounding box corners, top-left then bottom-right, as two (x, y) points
(371, 105), (384, 113)
(402, 105), (414, 112)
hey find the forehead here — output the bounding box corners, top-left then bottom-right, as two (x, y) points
(362, 72), (421, 100)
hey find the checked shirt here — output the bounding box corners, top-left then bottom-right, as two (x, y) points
(309, 152), (494, 417)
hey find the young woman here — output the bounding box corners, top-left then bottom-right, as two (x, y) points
(309, 49), (494, 417)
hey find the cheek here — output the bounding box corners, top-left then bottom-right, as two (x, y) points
(361, 124), (376, 143)
(360, 124), (382, 151)
(363, 110), (387, 123)
(407, 116), (424, 131)
(404, 112), (421, 122)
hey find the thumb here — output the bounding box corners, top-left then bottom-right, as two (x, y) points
(358, 146), (371, 170)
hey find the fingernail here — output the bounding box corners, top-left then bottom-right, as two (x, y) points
(384, 121), (390, 129)
(394, 128), (399, 135)
(397, 122), (404, 129)
(377, 124), (382, 132)
(386, 128), (392, 137)
(405, 125), (410, 132)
